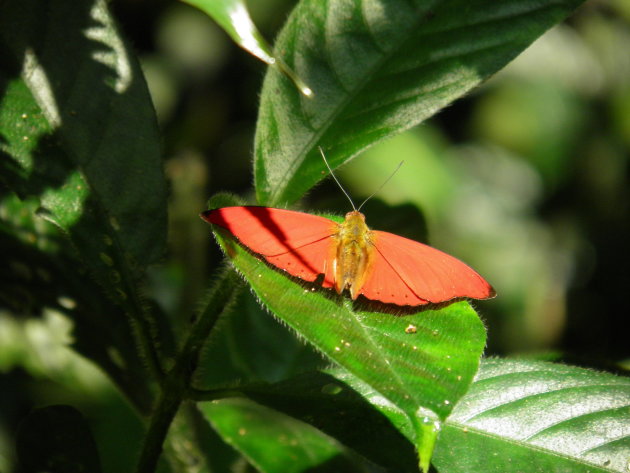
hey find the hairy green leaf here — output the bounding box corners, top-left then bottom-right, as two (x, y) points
(193, 289), (323, 389)
(204, 194), (486, 466)
(254, 0), (586, 205)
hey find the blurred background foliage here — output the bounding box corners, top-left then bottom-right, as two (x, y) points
(1, 0), (629, 472)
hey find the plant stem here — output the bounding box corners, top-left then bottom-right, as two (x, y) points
(135, 267), (242, 473)
(130, 288), (165, 384)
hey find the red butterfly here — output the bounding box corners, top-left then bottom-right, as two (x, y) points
(201, 206), (495, 306)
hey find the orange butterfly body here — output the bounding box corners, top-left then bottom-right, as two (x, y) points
(202, 206), (495, 307)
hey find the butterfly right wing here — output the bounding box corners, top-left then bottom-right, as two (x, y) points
(360, 230), (495, 306)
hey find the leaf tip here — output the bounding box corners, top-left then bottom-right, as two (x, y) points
(413, 408), (442, 473)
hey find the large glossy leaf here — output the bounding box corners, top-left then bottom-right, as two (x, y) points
(433, 358), (630, 473)
(203, 194), (486, 466)
(254, 0), (586, 205)
(0, 0), (169, 375)
(331, 359), (630, 471)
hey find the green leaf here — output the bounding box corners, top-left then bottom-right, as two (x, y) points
(196, 193), (322, 389)
(254, 0), (586, 205)
(205, 194), (486, 467)
(181, 0), (312, 96)
(0, 0), (167, 270)
(199, 398), (363, 473)
(0, 0), (169, 376)
(16, 405), (103, 473)
(433, 358), (630, 473)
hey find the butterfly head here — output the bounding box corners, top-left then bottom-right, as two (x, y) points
(341, 211), (371, 240)
(344, 210), (367, 227)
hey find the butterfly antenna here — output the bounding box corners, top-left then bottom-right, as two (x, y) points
(319, 147), (357, 211)
(357, 160), (404, 212)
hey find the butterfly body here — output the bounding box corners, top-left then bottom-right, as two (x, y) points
(202, 206), (495, 307)
(332, 211), (375, 299)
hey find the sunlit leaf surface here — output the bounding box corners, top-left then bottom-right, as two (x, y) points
(433, 358), (630, 472)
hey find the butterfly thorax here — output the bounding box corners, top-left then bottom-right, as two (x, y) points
(332, 211), (375, 299)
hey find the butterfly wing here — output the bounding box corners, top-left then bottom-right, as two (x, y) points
(360, 230), (495, 305)
(202, 207), (337, 287)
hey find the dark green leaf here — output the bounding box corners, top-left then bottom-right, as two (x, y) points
(254, 0), (586, 205)
(199, 398), (364, 473)
(163, 404), (232, 473)
(209, 370), (420, 472)
(16, 405), (102, 473)
(0, 0), (167, 271)
(0, 0), (170, 378)
(0, 194), (155, 412)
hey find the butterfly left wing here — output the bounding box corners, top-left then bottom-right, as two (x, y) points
(360, 230), (495, 305)
(202, 206), (337, 287)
